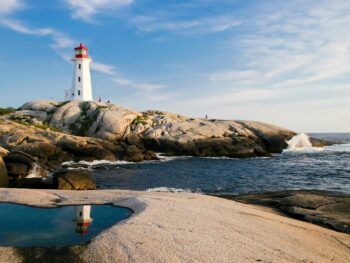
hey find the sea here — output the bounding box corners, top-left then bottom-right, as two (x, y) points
(65, 133), (350, 195)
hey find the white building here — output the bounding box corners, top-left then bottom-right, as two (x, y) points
(65, 43), (93, 101)
(74, 205), (93, 234)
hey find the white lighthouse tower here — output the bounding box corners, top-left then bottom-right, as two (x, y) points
(65, 43), (93, 101)
(74, 205), (93, 235)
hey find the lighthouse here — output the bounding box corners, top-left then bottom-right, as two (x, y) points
(64, 43), (93, 101)
(74, 205), (93, 235)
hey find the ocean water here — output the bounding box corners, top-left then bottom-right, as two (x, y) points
(72, 133), (350, 195)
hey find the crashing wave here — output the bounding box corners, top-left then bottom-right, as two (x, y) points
(284, 133), (322, 153)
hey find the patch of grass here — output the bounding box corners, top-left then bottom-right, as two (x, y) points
(132, 116), (148, 125)
(32, 123), (62, 132)
(11, 119), (62, 132)
(0, 107), (16, 115)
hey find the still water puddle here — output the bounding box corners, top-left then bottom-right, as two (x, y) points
(0, 203), (132, 247)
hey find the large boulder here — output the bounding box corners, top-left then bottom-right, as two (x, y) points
(0, 157), (9, 187)
(3, 151), (47, 181)
(20, 100), (59, 113)
(53, 170), (96, 190)
(59, 136), (117, 161)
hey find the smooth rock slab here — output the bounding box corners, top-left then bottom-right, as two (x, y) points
(0, 189), (349, 263)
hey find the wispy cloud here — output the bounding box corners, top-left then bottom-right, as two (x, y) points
(91, 62), (165, 92)
(208, 1), (350, 95)
(0, 19), (74, 52)
(130, 14), (241, 34)
(0, 0), (24, 15)
(64, 0), (133, 21)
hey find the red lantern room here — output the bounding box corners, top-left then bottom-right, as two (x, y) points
(74, 43), (89, 59)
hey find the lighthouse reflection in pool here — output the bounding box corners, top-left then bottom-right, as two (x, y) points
(0, 203), (132, 247)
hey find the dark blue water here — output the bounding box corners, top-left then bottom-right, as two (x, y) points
(0, 204), (131, 247)
(87, 133), (350, 195)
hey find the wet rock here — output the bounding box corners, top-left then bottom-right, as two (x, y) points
(3, 151), (36, 179)
(5, 162), (29, 176)
(144, 150), (159, 161)
(279, 194), (335, 209)
(14, 178), (46, 189)
(53, 170), (96, 190)
(124, 145), (144, 162)
(226, 191), (350, 233)
(46, 160), (62, 170)
(0, 157), (9, 187)
(3, 151), (37, 167)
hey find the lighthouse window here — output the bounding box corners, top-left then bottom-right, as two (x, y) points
(79, 212), (82, 217)
(78, 90), (81, 96)
(78, 77), (81, 82)
(78, 64), (81, 69)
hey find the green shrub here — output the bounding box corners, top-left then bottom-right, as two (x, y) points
(0, 107), (16, 115)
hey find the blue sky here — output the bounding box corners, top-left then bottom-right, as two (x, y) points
(0, 0), (349, 132)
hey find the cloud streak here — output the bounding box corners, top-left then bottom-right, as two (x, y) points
(0, 0), (24, 15)
(0, 19), (74, 51)
(130, 15), (241, 34)
(64, 0), (133, 21)
(91, 62), (165, 92)
(208, 1), (350, 97)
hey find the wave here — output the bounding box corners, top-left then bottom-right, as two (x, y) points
(156, 153), (193, 162)
(324, 143), (350, 153)
(62, 160), (134, 167)
(283, 133), (323, 153)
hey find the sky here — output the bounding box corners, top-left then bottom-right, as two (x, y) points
(0, 0), (349, 132)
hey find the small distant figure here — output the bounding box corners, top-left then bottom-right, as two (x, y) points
(107, 100), (110, 104)
(205, 115), (208, 119)
(98, 97), (101, 102)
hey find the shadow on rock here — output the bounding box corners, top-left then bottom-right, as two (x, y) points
(15, 246), (85, 263)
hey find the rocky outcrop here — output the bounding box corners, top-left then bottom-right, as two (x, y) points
(3, 151), (47, 186)
(0, 157), (9, 187)
(0, 119), (156, 166)
(0, 118), (157, 187)
(7, 100), (329, 158)
(53, 170), (96, 190)
(226, 191), (350, 233)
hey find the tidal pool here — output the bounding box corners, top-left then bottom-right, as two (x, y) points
(0, 203), (132, 247)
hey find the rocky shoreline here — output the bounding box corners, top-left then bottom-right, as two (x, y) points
(220, 190), (350, 233)
(0, 100), (334, 188)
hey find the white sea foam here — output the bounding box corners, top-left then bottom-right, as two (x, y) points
(26, 163), (43, 178)
(146, 187), (193, 193)
(156, 153), (192, 162)
(62, 160), (134, 167)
